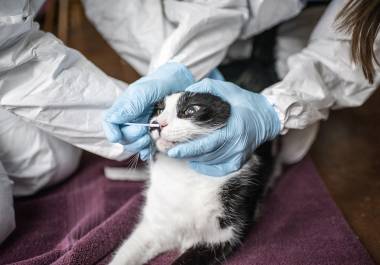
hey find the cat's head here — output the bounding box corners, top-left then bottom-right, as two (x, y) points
(149, 92), (230, 153)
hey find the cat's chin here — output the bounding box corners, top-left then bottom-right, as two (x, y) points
(155, 138), (177, 153)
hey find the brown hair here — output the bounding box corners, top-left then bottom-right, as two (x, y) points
(336, 0), (380, 84)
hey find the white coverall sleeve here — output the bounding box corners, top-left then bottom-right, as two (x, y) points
(82, 0), (304, 80)
(262, 0), (380, 132)
(0, 0), (130, 160)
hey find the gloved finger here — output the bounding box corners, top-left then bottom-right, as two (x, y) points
(185, 78), (226, 99)
(121, 125), (148, 143)
(207, 68), (225, 81)
(139, 148), (151, 161)
(167, 130), (224, 159)
(186, 78), (245, 102)
(106, 63), (194, 124)
(102, 120), (123, 143)
(104, 94), (145, 124)
(189, 160), (241, 177)
(123, 134), (151, 154)
(147, 62), (195, 91)
(180, 139), (235, 163)
(131, 64), (194, 108)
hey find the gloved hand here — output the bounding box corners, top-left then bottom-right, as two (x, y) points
(103, 62), (194, 160)
(167, 78), (281, 176)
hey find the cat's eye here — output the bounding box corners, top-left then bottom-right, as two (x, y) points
(184, 105), (201, 116)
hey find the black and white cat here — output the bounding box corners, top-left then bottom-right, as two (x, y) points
(105, 92), (275, 265)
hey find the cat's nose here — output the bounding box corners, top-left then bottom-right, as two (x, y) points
(160, 121), (168, 128)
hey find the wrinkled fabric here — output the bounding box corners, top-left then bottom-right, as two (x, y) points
(274, 6), (326, 163)
(81, 0), (304, 80)
(0, 155), (374, 264)
(0, 109), (82, 196)
(275, 6), (326, 79)
(263, 0), (379, 132)
(82, 0), (379, 164)
(82, 0), (378, 135)
(0, 0), (130, 162)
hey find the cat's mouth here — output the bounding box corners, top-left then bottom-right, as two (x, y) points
(149, 124), (181, 153)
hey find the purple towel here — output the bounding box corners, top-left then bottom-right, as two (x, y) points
(0, 154), (374, 265)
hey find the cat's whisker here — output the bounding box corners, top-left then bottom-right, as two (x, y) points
(125, 153), (140, 169)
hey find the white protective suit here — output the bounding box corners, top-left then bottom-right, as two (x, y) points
(0, 0), (128, 243)
(82, 0), (379, 162)
(0, 0), (379, 243)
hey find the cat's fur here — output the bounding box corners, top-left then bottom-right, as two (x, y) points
(106, 92), (274, 265)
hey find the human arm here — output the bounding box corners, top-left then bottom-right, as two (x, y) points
(263, 0), (379, 132)
(167, 78), (281, 176)
(0, 0), (129, 160)
(103, 62), (194, 160)
(82, 0), (304, 80)
(168, 0), (380, 176)
(89, 0), (302, 160)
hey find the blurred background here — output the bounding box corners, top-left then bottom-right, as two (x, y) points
(37, 0), (380, 262)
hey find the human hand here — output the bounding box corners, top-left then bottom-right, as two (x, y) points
(168, 78), (281, 176)
(103, 62), (194, 160)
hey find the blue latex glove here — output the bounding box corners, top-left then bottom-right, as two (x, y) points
(103, 62), (194, 160)
(207, 68), (225, 81)
(168, 78), (281, 176)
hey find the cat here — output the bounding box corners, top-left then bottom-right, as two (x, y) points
(105, 91), (275, 265)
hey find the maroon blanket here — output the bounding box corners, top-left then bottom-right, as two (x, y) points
(0, 154), (374, 265)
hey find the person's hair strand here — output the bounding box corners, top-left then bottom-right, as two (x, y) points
(336, 0), (380, 84)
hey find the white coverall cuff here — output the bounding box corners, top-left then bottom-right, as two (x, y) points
(261, 94), (288, 135)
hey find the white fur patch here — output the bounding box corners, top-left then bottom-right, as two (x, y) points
(109, 154), (238, 265)
(104, 167), (149, 181)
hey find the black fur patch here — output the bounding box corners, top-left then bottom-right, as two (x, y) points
(171, 242), (235, 265)
(171, 143), (275, 265)
(153, 100), (165, 116)
(218, 142), (275, 238)
(176, 92), (230, 128)
(150, 100), (166, 134)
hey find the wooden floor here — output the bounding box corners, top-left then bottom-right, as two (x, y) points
(58, 1), (380, 263)
(311, 89), (380, 262)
